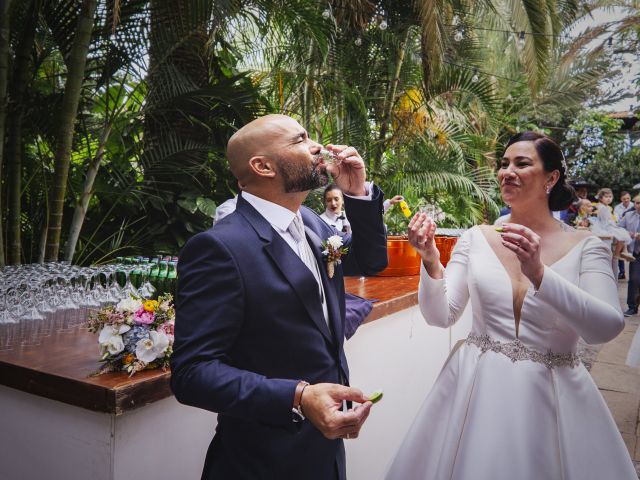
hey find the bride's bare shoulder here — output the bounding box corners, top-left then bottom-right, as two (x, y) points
(564, 227), (592, 241)
(559, 226), (593, 249)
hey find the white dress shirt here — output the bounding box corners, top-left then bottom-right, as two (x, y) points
(614, 202), (631, 221)
(320, 210), (351, 234)
(241, 191), (300, 254)
(242, 183), (373, 252)
(619, 210), (640, 254)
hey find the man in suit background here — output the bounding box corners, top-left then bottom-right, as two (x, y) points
(619, 194), (640, 317)
(170, 114), (388, 479)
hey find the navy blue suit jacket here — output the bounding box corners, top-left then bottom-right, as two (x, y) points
(170, 186), (388, 480)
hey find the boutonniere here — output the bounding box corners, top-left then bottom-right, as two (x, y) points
(322, 235), (349, 278)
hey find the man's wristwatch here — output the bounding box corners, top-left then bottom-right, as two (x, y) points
(292, 381), (310, 423)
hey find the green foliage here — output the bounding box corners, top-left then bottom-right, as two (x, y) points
(3, 0), (638, 265)
(562, 110), (631, 193)
(383, 191), (422, 236)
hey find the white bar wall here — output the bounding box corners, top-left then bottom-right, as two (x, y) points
(0, 304), (471, 480)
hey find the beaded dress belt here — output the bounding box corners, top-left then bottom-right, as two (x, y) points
(465, 334), (581, 369)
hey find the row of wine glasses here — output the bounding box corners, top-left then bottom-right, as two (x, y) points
(0, 261), (156, 352)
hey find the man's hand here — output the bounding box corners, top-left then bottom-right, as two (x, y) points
(300, 383), (372, 440)
(324, 144), (367, 197)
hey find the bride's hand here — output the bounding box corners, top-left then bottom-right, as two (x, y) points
(499, 223), (545, 288)
(408, 212), (440, 266)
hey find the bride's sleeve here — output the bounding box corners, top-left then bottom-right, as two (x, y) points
(533, 236), (624, 344)
(417, 229), (471, 328)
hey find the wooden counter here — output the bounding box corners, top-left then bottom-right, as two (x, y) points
(0, 275), (419, 414)
(345, 275), (419, 323)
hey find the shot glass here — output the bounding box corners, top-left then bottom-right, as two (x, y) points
(320, 148), (342, 166)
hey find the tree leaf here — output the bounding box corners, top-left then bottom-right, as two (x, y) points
(196, 197), (217, 218)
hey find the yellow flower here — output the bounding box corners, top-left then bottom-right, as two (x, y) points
(143, 300), (158, 312)
(124, 354), (135, 365)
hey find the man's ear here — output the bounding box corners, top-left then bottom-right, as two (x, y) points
(248, 155), (276, 179)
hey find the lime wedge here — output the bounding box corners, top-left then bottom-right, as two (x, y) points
(495, 227), (504, 233)
(368, 390), (384, 404)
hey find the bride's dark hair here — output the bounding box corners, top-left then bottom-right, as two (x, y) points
(505, 132), (576, 211)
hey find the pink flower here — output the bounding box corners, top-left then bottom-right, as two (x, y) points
(158, 322), (175, 344)
(134, 306), (155, 325)
(106, 312), (125, 324)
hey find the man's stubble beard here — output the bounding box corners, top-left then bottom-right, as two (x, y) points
(279, 154), (329, 193)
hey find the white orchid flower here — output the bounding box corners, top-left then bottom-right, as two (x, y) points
(135, 330), (170, 363)
(98, 324), (130, 356)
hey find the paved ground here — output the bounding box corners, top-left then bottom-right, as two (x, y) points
(587, 276), (640, 476)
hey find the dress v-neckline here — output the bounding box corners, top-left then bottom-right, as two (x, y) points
(477, 228), (590, 338)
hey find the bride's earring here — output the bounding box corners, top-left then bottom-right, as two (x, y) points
(545, 185), (551, 195)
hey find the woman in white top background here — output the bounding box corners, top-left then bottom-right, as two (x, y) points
(320, 184), (351, 234)
(385, 131), (635, 479)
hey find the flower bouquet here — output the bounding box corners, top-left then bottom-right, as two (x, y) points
(87, 294), (175, 376)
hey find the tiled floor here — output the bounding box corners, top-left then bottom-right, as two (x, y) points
(591, 278), (640, 476)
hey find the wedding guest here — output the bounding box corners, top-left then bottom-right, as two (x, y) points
(213, 195), (237, 225)
(385, 131), (635, 479)
(573, 199), (596, 229)
(171, 114), (388, 480)
(619, 194), (640, 317)
(595, 188), (635, 262)
(615, 191), (632, 220)
(561, 178), (593, 225)
(383, 195), (404, 214)
(615, 191), (633, 279)
(320, 184), (351, 234)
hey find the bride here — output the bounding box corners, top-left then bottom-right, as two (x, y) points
(385, 132), (636, 479)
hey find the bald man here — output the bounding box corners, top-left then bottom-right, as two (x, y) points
(170, 114), (388, 480)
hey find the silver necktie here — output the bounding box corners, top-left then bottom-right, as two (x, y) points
(288, 215), (329, 324)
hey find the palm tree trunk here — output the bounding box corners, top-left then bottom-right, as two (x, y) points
(45, 0), (98, 262)
(6, 0), (38, 265)
(302, 40), (314, 128)
(372, 28), (411, 176)
(0, 0), (13, 266)
(64, 124), (111, 262)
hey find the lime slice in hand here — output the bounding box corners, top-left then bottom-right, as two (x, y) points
(495, 227), (504, 233)
(368, 390), (384, 404)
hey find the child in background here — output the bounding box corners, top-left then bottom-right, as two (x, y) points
(596, 188), (635, 262)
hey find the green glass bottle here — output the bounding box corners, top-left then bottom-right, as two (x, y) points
(166, 261), (178, 298)
(157, 261), (169, 296)
(115, 257), (126, 287)
(149, 258), (160, 294)
(131, 258), (143, 290)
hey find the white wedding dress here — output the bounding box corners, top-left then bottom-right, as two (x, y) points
(385, 227), (636, 480)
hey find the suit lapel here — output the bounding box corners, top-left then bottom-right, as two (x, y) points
(264, 236), (334, 345)
(236, 196), (334, 345)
